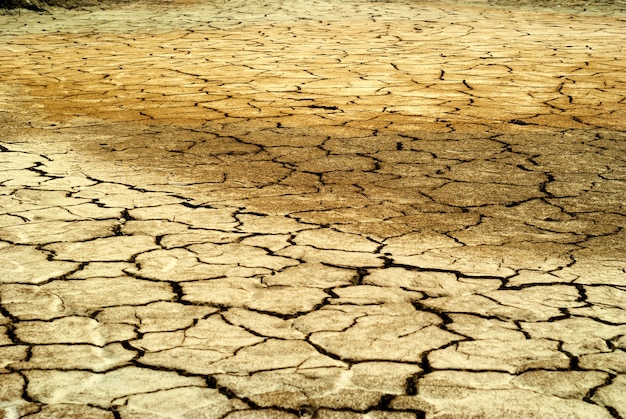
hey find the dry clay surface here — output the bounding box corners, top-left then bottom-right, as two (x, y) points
(1, 0), (626, 417)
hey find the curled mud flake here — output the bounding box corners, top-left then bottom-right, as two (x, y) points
(309, 309), (459, 363)
(0, 346), (29, 373)
(236, 213), (317, 234)
(365, 267), (501, 297)
(118, 387), (249, 418)
(128, 204), (238, 229)
(190, 242), (299, 271)
(65, 262), (132, 279)
(223, 410), (299, 418)
(512, 370), (609, 399)
(0, 245), (80, 285)
(10, 343), (137, 373)
(128, 248), (269, 281)
(391, 370), (614, 418)
(426, 181), (545, 208)
(276, 245), (385, 268)
(183, 277), (329, 316)
(293, 228), (380, 253)
(581, 351), (626, 378)
(521, 317), (626, 357)
(44, 235), (159, 262)
(14, 316), (137, 346)
(222, 308), (306, 340)
(131, 301), (220, 334)
(24, 367), (205, 408)
(0, 219), (125, 245)
(19, 404), (115, 419)
(0, 373), (30, 414)
(240, 234), (292, 253)
(260, 262), (355, 289)
(380, 231), (463, 256)
(328, 285), (423, 305)
(429, 338), (571, 373)
(135, 316), (269, 374)
(591, 374), (626, 418)
(451, 216), (583, 246)
(446, 314), (527, 341)
(217, 361), (422, 411)
(209, 338), (347, 377)
(2, 276), (174, 320)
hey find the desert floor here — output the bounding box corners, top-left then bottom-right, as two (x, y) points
(1, 0), (626, 417)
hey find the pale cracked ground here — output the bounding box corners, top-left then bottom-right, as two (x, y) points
(1, 0), (626, 417)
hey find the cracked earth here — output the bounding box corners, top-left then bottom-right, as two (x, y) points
(1, 0), (626, 417)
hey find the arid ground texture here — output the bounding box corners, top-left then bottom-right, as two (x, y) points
(1, 0), (626, 417)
